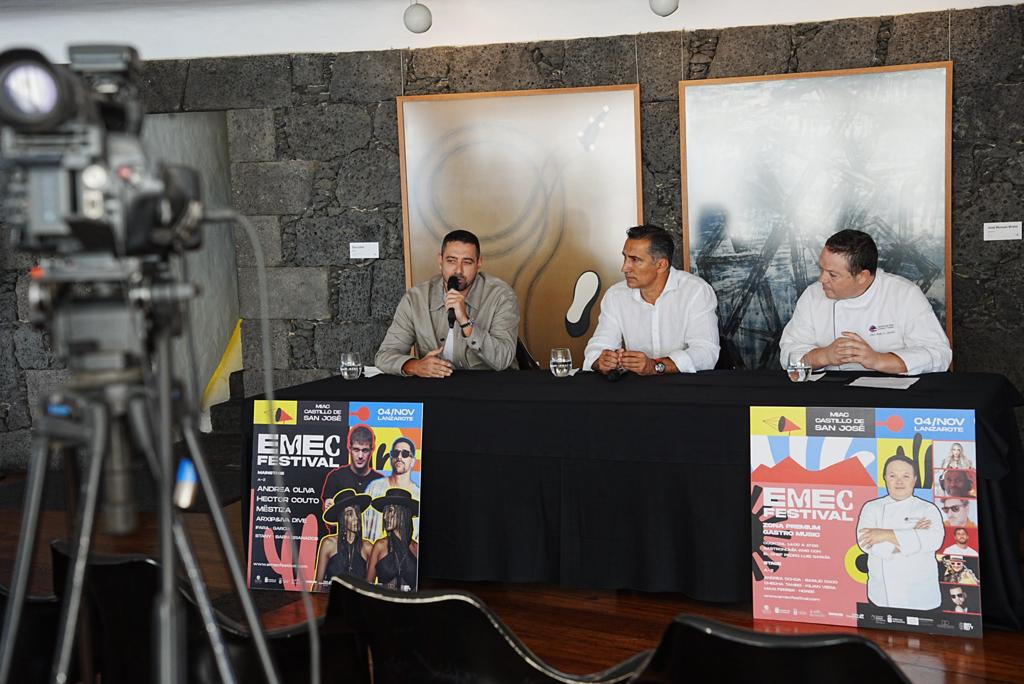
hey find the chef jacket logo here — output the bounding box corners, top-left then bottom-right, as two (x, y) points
(867, 323), (895, 335)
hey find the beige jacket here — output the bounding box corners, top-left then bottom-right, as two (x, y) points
(374, 273), (520, 375)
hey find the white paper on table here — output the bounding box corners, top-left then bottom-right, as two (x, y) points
(847, 376), (920, 390)
(362, 365), (383, 378)
(808, 372), (826, 382)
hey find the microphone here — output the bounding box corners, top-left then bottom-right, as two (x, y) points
(446, 275), (459, 328)
(606, 367), (629, 382)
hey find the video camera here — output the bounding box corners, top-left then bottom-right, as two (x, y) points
(0, 44), (206, 372)
(0, 43), (201, 256)
(0, 45), (306, 684)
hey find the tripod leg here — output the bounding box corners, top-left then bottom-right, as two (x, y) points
(51, 402), (108, 684)
(181, 421), (283, 684)
(124, 392), (240, 684)
(154, 334), (182, 684)
(61, 448), (79, 538)
(62, 449), (97, 684)
(173, 518), (238, 684)
(0, 436), (52, 684)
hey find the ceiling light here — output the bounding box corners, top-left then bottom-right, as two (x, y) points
(649, 0), (679, 17)
(404, 2), (432, 33)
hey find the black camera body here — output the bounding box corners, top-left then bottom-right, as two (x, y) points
(0, 44), (204, 373)
(0, 44), (201, 257)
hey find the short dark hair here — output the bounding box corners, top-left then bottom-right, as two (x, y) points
(953, 526), (967, 535)
(391, 436), (416, 457)
(824, 229), (878, 275)
(441, 229), (481, 257)
(882, 454), (918, 484)
(626, 225), (674, 263)
(349, 425), (374, 446)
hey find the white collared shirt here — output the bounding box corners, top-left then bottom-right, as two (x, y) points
(779, 269), (951, 375)
(583, 267), (720, 373)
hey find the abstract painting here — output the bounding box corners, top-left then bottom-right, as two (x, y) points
(681, 63), (952, 369)
(399, 85), (643, 367)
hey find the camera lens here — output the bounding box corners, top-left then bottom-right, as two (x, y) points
(0, 49), (75, 130)
(1, 62), (59, 119)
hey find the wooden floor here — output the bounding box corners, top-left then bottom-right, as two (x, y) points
(2, 499), (1022, 683)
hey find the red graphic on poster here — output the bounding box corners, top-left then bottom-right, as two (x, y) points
(752, 458), (877, 626)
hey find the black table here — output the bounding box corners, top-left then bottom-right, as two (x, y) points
(241, 370), (1024, 629)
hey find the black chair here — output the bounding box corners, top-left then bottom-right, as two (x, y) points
(327, 575), (651, 684)
(183, 587), (370, 684)
(0, 583), (62, 683)
(714, 334), (736, 370)
(516, 336), (541, 370)
(51, 540), (159, 684)
(51, 540), (369, 684)
(631, 614), (911, 684)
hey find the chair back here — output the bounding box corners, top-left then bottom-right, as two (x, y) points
(516, 337), (541, 370)
(632, 614), (911, 684)
(51, 540), (159, 684)
(0, 584), (61, 683)
(181, 589), (370, 684)
(715, 334), (737, 370)
(328, 575), (606, 684)
(52, 540), (370, 684)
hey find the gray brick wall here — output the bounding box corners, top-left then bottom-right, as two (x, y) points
(3, 6), (1024, 468)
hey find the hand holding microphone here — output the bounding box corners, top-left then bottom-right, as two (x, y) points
(446, 278), (473, 331)
(450, 274), (462, 327)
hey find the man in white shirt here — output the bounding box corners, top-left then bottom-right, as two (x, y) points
(779, 229), (951, 374)
(942, 527), (979, 557)
(363, 437), (421, 542)
(584, 225), (719, 375)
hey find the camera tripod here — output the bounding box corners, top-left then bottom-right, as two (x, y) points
(0, 259), (283, 684)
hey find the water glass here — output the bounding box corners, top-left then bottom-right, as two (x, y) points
(550, 348), (572, 378)
(339, 352), (362, 380)
(786, 353), (811, 383)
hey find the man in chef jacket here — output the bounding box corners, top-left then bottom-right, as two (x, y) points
(856, 455), (944, 609)
(779, 229), (951, 375)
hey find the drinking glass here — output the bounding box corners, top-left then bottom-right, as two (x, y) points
(550, 348), (572, 378)
(786, 353), (811, 383)
(339, 352), (362, 380)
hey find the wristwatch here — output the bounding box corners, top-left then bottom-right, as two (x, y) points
(654, 360), (666, 375)
(459, 318), (474, 330)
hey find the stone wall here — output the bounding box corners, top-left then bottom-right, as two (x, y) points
(2, 5), (1023, 466)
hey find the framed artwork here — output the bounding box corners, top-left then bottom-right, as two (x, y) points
(680, 63), (952, 370)
(398, 85), (643, 367)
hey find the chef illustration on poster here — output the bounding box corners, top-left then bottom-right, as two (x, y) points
(751, 405), (981, 638)
(856, 452), (943, 609)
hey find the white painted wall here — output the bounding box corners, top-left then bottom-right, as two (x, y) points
(0, 0), (1005, 62)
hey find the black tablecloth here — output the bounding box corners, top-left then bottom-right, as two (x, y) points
(241, 370), (1024, 629)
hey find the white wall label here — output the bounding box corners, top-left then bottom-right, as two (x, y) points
(349, 241), (380, 258)
(983, 221), (1022, 241)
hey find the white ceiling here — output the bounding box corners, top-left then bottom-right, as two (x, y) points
(0, 0), (1004, 62)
